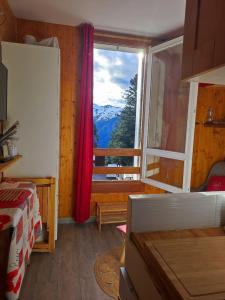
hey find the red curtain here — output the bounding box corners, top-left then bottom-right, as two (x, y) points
(74, 24), (94, 223)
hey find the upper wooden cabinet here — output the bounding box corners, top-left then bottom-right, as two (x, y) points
(182, 0), (225, 83)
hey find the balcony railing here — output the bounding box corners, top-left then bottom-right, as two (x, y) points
(92, 148), (143, 193)
(93, 148), (142, 176)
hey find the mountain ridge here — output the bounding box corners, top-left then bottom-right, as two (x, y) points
(94, 103), (122, 121)
(94, 104), (122, 148)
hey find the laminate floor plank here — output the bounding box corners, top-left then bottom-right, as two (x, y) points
(19, 223), (122, 300)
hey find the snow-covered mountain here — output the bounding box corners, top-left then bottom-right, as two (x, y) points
(94, 104), (122, 121)
(94, 104), (122, 148)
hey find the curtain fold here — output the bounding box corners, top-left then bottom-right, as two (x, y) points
(74, 23), (94, 223)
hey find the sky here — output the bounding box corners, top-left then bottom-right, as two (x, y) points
(94, 48), (139, 108)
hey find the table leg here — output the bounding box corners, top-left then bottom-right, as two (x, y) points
(120, 242), (125, 266)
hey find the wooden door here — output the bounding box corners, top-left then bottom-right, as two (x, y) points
(182, 0), (217, 79)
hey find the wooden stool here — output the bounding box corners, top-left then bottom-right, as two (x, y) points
(96, 202), (127, 231)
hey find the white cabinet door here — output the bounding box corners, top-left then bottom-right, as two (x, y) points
(2, 41), (60, 237)
(142, 37), (198, 193)
(2, 42), (60, 179)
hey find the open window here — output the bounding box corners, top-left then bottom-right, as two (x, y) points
(142, 37), (199, 192)
(93, 43), (145, 181)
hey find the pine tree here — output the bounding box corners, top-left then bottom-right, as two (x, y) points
(109, 74), (137, 165)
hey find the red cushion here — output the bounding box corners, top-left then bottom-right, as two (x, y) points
(206, 176), (225, 191)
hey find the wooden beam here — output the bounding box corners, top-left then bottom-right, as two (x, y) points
(32, 242), (50, 252)
(94, 148), (141, 157)
(4, 176), (55, 186)
(92, 180), (145, 193)
(93, 166), (140, 174)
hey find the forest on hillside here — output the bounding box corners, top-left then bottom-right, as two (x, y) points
(94, 74), (137, 166)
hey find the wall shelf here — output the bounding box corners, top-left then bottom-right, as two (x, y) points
(0, 155), (22, 172)
(204, 121), (225, 128)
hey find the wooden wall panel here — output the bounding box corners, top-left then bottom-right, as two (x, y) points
(191, 86), (225, 188)
(0, 0), (17, 43)
(16, 19), (165, 219)
(17, 19), (81, 218)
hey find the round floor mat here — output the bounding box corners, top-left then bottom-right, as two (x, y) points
(94, 246), (122, 299)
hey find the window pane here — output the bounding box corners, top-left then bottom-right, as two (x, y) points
(147, 44), (190, 153)
(94, 46), (143, 149)
(145, 155), (184, 188)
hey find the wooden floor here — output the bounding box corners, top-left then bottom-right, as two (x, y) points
(19, 223), (122, 300)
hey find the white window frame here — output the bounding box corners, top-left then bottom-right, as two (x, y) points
(141, 37), (198, 193)
(94, 44), (144, 152)
(93, 43), (145, 173)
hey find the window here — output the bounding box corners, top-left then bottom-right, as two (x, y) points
(93, 43), (145, 181)
(142, 37), (198, 193)
(92, 37), (198, 191)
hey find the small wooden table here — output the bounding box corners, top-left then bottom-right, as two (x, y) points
(96, 201), (127, 231)
(132, 227), (225, 300)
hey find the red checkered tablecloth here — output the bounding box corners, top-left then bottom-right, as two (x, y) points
(0, 181), (42, 300)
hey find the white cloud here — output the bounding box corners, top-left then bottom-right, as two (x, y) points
(94, 49), (109, 68)
(94, 80), (124, 107)
(94, 49), (125, 107)
(94, 48), (139, 108)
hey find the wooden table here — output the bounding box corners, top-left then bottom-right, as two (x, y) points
(0, 183), (42, 300)
(96, 201), (127, 231)
(132, 227), (225, 300)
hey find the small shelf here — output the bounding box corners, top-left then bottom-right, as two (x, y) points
(204, 121), (225, 128)
(0, 155), (22, 172)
